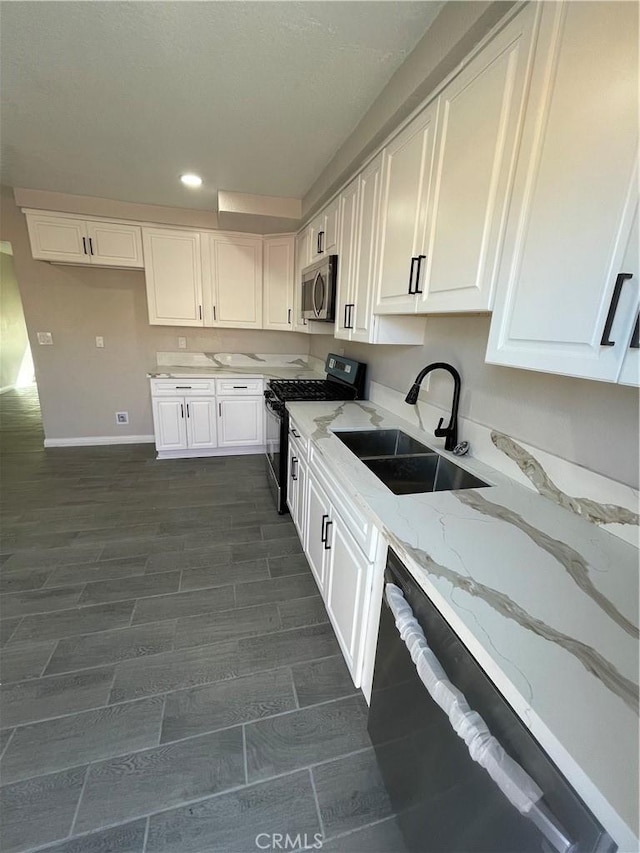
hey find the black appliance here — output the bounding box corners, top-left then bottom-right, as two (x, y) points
(301, 255), (337, 322)
(368, 549), (615, 853)
(264, 353), (366, 514)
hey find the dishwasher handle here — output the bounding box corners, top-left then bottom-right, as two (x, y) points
(384, 582), (575, 853)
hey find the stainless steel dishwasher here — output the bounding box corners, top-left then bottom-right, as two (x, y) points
(367, 549), (616, 853)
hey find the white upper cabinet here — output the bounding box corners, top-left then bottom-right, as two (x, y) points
(335, 176), (361, 340)
(418, 4), (538, 312)
(143, 228), (204, 327)
(374, 102), (438, 314)
(25, 212), (142, 267)
(84, 221), (143, 268)
(309, 196), (339, 260)
(486, 2), (639, 382)
(263, 235), (295, 331)
(204, 233), (263, 329)
(292, 228), (310, 332)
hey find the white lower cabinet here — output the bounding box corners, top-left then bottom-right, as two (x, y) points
(305, 475), (330, 594)
(287, 435), (307, 544)
(324, 511), (371, 677)
(150, 378), (264, 458)
(152, 397), (189, 451)
(217, 397), (264, 448)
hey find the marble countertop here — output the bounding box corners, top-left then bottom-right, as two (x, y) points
(148, 365), (322, 380)
(286, 399), (639, 850)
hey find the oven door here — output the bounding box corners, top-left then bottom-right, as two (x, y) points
(264, 397), (287, 514)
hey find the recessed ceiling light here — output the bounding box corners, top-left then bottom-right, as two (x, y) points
(180, 173), (203, 188)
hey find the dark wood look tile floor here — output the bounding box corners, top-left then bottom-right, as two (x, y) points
(0, 388), (405, 853)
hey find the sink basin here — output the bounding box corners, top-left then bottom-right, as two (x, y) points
(362, 454), (489, 495)
(335, 429), (433, 458)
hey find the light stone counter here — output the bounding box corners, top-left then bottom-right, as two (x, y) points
(147, 351), (324, 381)
(286, 399), (639, 851)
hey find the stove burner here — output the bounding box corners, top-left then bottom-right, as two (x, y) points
(268, 379), (357, 403)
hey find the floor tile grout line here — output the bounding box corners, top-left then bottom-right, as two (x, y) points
(322, 813), (400, 845)
(288, 666), (301, 710)
(308, 767), (326, 841)
(67, 764), (90, 838)
(242, 723), (249, 785)
(142, 815), (151, 853)
(0, 684), (364, 784)
(37, 639), (59, 678)
(0, 727), (15, 760)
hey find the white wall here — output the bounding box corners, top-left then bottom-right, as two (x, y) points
(1, 186), (309, 441)
(0, 245), (30, 391)
(310, 319), (640, 489)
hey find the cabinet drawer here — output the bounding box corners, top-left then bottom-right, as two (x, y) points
(310, 451), (377, 560)
(215, 378), (263, 396)
(150, 379), (215, 396)
(289, 417), (309, 455)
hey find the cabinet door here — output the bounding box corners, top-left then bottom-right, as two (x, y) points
(152, 398), (188, 451)
(217, 397), (264, 447)
(295, 457), (308, 548)
(305, 475), (330, 594)
(335, 176), (360, 340)
(351, 154), (383, 342)
(86, 221), (143, 268)
(486, 2), (639, 381)
(292, 229), (310, 332)
(143, 229), (204, 326)
(616, 209), (640, 387)
(419, 5), (538, 313)
(374, 102), (439, 314)
(26, 214), (89, 263)
(324, 512), (369, 684)
(205, 234), (262, 329)
(263, 235), (295, 330)
(186, 397), (218, 449)
(322, 197), (340, 256)
(287, 441), (299, 521)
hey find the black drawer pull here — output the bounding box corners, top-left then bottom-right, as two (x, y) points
(175, 386), (192, 389)
(232, 386), (248, 389)
(408, 257), (417, 294)
(414, 254), (426, 294)
(323, 520), (333, 549)
(601, 273), (633, 346)
(291, 457), (298, 481)
(321, 513), (329, 543)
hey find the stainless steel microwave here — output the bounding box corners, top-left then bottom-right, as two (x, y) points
(301, 255), (337, 322)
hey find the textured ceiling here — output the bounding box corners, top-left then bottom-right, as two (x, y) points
(1, 1), (442, 210)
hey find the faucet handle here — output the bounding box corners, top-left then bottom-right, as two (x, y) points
(434, 417), (449, 437)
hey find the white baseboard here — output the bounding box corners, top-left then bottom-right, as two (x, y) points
(44, 435), (155, 448)
(156, 445), (265, 460)
(0, 384), (16, 395)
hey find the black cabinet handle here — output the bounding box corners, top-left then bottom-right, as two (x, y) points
(317, 231), (324, 254)
(176, 386), (192, 389)
(213, 306), (217, 321)
(82, 237), (88, 255)
(601, 273), (633, 346)
(180, 403), (184, 419)
(408, 257), (417, 294)
(291, 457), (298, 481)
(321, 513), (329, 543)
(317, 233), (321, 254)
(324, 520), (333, 549)
(198, 305), (203, 321)
(218, 402), (222, 417)
(414, 254), (426, 294)
(89, 237), (94, 255)
(287, 308), (292, 324)
(291, 427), (300, 438)
(630, 315), (639, 349)
(232, 386), (248, 389)
(186, 403), (190, 417)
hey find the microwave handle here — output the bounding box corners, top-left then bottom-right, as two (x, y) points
(312, 272), (325, 318)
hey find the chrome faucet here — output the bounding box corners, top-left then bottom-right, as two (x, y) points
(405, 362), (461, 451)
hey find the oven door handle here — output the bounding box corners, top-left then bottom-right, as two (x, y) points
(384, 583), (574, 853)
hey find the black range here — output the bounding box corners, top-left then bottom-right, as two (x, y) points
(264, 353), (366, 514)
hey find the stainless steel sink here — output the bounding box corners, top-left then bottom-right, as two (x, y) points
(334, 428), (489, 494)
(362, 454), (489, 495)
(334, 429), (433, 458)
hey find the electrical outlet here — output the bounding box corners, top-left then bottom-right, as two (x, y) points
(178, 336), (187, 349)
(116, 412), (129, 425)
(95, 336), (104, 348)
(37, 332), (53, 345)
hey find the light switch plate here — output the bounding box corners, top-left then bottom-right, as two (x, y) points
(95, 336), (104, 348)
(178, 337), (187, 349)
(37, 332), (53, 345)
